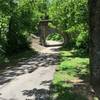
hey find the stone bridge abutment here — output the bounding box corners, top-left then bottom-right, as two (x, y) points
(38, 20), (69, 46)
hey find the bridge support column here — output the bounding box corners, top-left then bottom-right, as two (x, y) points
(39, 20), (51, 46)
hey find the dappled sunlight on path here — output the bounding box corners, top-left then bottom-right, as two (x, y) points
(0, 38), (61, 100)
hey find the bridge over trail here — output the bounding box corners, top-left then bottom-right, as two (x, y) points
(0, 37), (62, 100)
(38, 20), (69, 46)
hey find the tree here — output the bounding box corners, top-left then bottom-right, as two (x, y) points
(0, 0), (41, 55)
(49, 0), (88, 51)
(89, 0), (100, 86)
(34, 0), (50, 19)
(0, 0), (18, 55)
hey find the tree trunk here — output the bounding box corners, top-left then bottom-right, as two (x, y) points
(89, 0), (100, 85)
(6, 15), (18, 54)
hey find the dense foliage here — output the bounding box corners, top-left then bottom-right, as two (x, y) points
(49, 0), (88, 52)
(0, 0), (88, 63)
(0, 0), (49, 62)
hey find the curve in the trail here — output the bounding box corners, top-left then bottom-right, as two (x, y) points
(0, 39), (61, 100)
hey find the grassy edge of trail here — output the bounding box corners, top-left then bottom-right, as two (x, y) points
(50, 49), (98, 100)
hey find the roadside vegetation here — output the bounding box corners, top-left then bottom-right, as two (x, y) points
(0, 0), (49, 65)
(51, 49), (90, 100)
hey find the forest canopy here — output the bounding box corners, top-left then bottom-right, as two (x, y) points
(0, 0), (88, 62)
(49, 0), (88, 50)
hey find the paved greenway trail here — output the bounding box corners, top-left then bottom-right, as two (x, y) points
(0, 38), (62, 100)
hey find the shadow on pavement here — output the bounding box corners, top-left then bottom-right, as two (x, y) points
(0, 53), (58, 86)
(22, 88), (50, 100)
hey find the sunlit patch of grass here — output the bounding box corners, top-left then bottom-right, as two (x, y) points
(51, 50), (89, 100)
(58, 50), (89, 77)
(60, 51), (73, 57)
(53, 71), (75, 85)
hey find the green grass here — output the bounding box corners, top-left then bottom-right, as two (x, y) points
(51, 49), (89, 100)
(46, 33), (63, 41)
